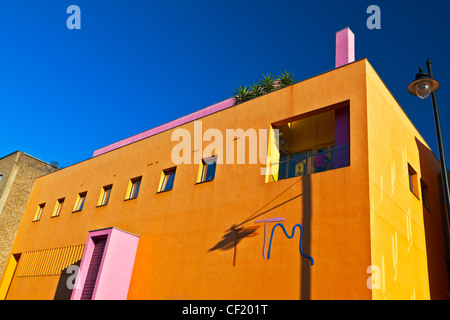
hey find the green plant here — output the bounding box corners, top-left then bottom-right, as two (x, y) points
(232, 70), (296, 105)
(249, 83), (262, 99)
(259, 73), (277, 94)
(233, 85), (251, 105)
(278, 70), (295, 88)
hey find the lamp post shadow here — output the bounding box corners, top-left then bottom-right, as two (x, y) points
(209, 177), (304, 266)
(301, 172), (312, 300)
(207, 173), (313, 300)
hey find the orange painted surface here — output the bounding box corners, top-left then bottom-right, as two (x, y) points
(1, 59), (447, 299)
(366, 61), (449, 299)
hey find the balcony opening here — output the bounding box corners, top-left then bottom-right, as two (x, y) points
(267, 103), (350, 182)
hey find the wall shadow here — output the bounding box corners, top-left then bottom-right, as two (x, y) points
(209, 176), (309, 272)
(208, 225), (259, 266)
(209, 177), (304, 267)
(415, 138), (450, 299)
(301, 171), (311, 300)
(53, 260), (81, 300)
(234, 177), (304, 228)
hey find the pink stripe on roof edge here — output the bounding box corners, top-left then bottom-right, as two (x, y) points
(93, 97), (236, 157)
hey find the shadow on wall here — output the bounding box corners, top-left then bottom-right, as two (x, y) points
(208, 225), (259, 267)
(301, 171), (311, 300)
(53, 260), (81, 300)
(208, 175), (311, 300)
(208, 177), (304, 265)
(416, 138), (450, 299)
(208, 174), (312, 299)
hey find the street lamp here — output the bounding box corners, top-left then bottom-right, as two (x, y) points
(407, 58), (450, 246)
(407, 67), (439, 99)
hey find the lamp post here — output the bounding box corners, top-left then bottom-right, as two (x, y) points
(407, 58), (450, 245)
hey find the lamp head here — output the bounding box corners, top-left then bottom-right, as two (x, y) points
(407, 67), (440, 99)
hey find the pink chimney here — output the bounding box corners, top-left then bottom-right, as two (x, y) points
(335, 27), (355, 68)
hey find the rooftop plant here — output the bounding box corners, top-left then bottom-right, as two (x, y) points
(278, 70), (295, 88)
(233, 85), (251, 105)
(259, 73), (277, 94)
(248, 83), (262, 99)
(233, 70), (295, 105)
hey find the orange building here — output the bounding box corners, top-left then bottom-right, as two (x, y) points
(1, 51), (449, 299)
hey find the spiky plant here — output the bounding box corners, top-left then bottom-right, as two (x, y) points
(259, 73), (277, 94)
(248, 83), (262, 99)
(233, 85), (251, 105)
(278, 71), (295, 88)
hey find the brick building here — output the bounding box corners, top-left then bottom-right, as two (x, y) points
(0, 151), (58, 278)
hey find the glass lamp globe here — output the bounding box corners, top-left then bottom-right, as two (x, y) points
(415, 81), (432, 99)
(407, 67), (439, 99)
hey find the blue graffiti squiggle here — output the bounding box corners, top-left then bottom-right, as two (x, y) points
(267, 223), (314, 265)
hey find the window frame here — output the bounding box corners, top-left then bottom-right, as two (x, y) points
(98, 185), (113, 206)
(52, 198), (65, 217)
(421, 179), (431, 211)
(33, 203), (45, 221)
(158, 168), (176, 193)
(126, 177), (142, 200)
(197, 156), (217, 183)
(73, 192), (87, 212)
(408, 164), (420, 199)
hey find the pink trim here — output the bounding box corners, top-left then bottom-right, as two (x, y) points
(93, 97), (236, 157)
(334, 106), (350, 168)
(255, 217), (285, 259)
(71, 227), (139, 300)
(335, 28), (355, 68)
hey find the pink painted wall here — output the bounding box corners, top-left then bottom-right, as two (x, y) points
(71, 227), (140, 300)
(335, 28), (355, 68)
(334, 106), (350, 168)
(94, 229), (140, 300)
(93, 97), (236, 157)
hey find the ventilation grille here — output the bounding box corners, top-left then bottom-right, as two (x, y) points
(16, 244), (85, 277)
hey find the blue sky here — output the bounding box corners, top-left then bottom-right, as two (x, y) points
(0, 1), (449, 168)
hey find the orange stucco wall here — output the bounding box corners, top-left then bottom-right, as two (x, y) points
(1, 59), (446, 300)
(366, 60), (449, 299)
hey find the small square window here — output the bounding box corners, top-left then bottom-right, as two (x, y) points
(408, 164), (419, 198)
(198, 156), (217, 183)
(98, 185), (112, 206)
(73, 192), (87, 212)
(52, 198), (65, 217)
(421, 180), (431, 211)
(159, 168), (176, 192)
(33, 203), (45, 221)
(126, 177), (141, 200)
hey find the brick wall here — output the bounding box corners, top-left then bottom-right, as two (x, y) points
(0, 151), (58, 278)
